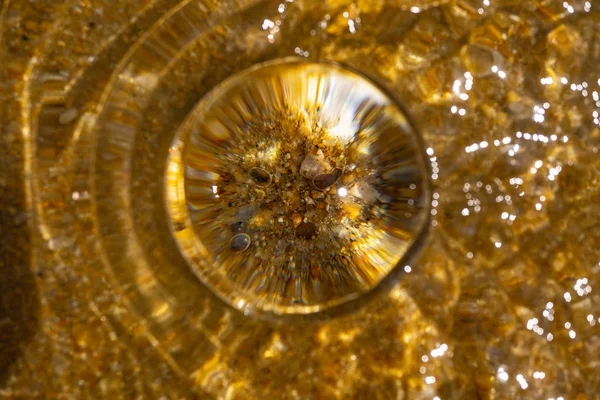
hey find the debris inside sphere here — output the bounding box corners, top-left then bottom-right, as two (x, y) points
(230, 233), (251, 252)
(250, 167), (272, 187)
(313, 168), (343, 191)
(297, 222), (316, 239)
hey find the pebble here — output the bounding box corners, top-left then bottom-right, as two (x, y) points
(291, 213), (302, 227)
(59, 108), (78, 125)
(230, 233), (251, 252)
(311, 190), (325, 199)
(236, 204), (255, 221)
(296, 222), (316, 239)
(300, 153), (329, 179)
(351, 181), (379, 203)
(313, 168), (342, 190)
(250, 167), (272, 187)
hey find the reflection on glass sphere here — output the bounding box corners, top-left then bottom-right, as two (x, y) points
(166, 59), (430, 317)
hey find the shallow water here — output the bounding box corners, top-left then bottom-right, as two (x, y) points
(1, 0), (599, 398)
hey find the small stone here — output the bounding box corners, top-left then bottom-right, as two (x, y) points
(296, 222), (316, 239)
(59, 108), (78, 125)
(342, 203), (362, 220)
(342, 174), (354, 185)
(313, 168), (342, 190)
(251, 210), (272, 227)
(250, 167), (272, 187)
(333, 224), (349, 239)
(311, 190), (325, 199)
(236, 204), (255, 221)
(351, 181), (379, 203)
(230, 233), (251, 252)
(291, 213), (302, 227)
(300, 153), (329, 179)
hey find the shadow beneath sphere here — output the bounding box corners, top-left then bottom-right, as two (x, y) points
(0, 130), (40, 387)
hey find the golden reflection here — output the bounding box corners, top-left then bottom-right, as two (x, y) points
(1, 0), (599, 398)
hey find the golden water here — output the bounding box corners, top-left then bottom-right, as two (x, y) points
(1, 0), (599, 398)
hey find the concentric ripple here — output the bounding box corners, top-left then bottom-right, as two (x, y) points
(166, 59), (430, 316)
